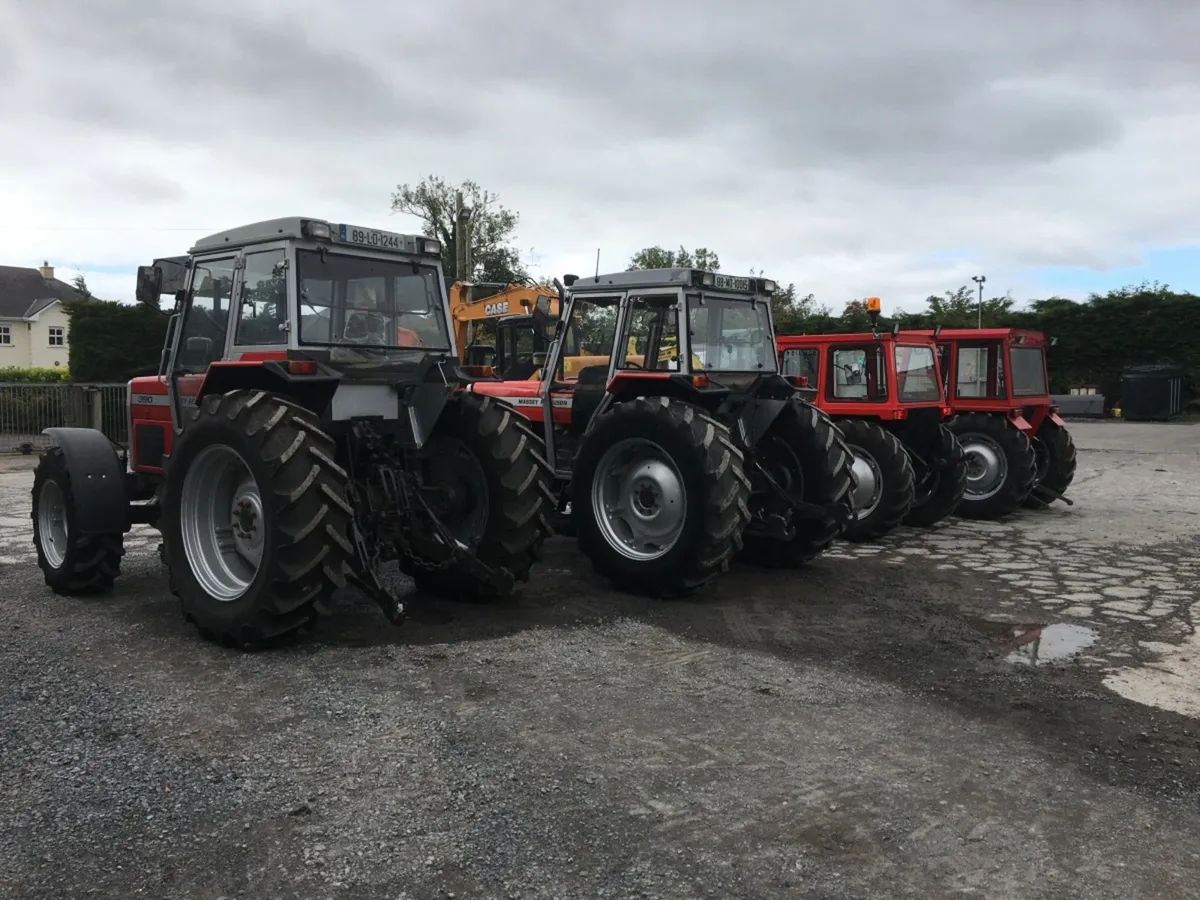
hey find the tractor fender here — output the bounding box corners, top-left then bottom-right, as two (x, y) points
(1048, 412), (1066, 428)
(1009, 415), (1033, 433)
(734, 397), (791, 448)
(42, 427), (130, 533)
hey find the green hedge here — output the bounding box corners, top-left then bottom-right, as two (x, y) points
(66, 300), (171, 382)
(0, 367), (70, 384)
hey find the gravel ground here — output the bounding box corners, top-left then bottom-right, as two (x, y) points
(2, 420), (1199, 899)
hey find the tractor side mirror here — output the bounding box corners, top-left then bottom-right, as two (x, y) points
(135, 266), (163, 309)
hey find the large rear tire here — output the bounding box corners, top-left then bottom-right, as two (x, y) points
(903, 424), (968, 527)
(838, 419), (915, 542)
(162, 390), (354, 648)
(947, 413), (1035, 519)
(405, 392), (555, 602)
(572, 396), (751, 598)
(31, 446), (125, 594)
(740, 399), (856, 567)
(1023, 418), (1077, 509)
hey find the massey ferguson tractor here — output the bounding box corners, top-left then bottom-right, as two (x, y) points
(776, 305), (967, 541)
(469, 268), (857, 597)
(904, 327), (1076, 518)
(29, 217), (554, 647)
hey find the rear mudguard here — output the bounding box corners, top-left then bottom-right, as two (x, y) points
(42, 427), (130, 533)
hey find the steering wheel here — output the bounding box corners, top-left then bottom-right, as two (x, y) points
(623, 360), (644, 370)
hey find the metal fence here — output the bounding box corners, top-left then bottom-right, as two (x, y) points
(0, 383), (129, 454)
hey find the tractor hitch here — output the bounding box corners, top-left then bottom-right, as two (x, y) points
(1031, 484), (1074, 507)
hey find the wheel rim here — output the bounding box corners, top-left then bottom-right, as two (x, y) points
(37, 479), (69, 569)
(960, 434), (1008, 501)
(591, 437), (687, 561)
(847, 445), (883, 519)
(419, 436), (490, 549)
(180, 444), (264, 602)
(1029, 435), (1050, 489)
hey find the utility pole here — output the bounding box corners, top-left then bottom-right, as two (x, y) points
(454, 191), (473, 281)
(972, 274), (987, 329)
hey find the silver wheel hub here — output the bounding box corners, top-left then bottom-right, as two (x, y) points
(180, 444), (264, 602)
(961, 435), (1008, 501)
(592, 438), (687, 561)
(37, 479), (69, 569)
(848, 446), (883, 519)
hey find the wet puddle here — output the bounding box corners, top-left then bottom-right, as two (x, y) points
(964, 616), (1099, 666)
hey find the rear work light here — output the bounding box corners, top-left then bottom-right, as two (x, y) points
(302, 220), (332, 240)
(422, 239), (441, 255)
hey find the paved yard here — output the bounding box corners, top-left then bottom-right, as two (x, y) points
(1, 420), (1199, 899)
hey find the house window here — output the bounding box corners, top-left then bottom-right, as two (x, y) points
(0, 325), (10, 345)
(49, 326), (64, 346)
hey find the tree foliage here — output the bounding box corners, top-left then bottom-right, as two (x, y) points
(390, 175), (525, 283)
(627, 245), (721, 272)
(0, 366), (69, 383)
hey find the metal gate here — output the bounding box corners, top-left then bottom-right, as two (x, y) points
(0, 383), (128, 454)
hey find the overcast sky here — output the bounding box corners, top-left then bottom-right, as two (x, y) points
(3, 0), (1198, 312)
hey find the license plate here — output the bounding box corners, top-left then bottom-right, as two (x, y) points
(713, 274), (751, 291)
(337, 224), (405, 251)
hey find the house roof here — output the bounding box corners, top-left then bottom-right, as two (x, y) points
(0, 266), (83, 318)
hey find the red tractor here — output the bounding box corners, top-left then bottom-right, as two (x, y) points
(468, 268), (857, 598)
(776, 305), (967, 541)
(903, 327), (1076, 518)
(28, 218), (554, 647)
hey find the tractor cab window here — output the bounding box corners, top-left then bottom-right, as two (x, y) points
(234, 250), (287, 346)
(178, 257), (236, 372)
(894, 344), (941, 402)
(295, 250), (451, 353)
(558, 296), (620, 380)
(955, 343), (1005, 398)
(781, 347), (818, 380)
(686, 296), (775, 372)
(829, 345), (887, 401)
(1009, 346), (1048, 396)
(496, 318), (544, 380)
(618, 295), (681, 371)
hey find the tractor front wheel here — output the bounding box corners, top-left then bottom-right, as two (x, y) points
(162, 390), (355, 648)
(903, 424), (968, 527)
(573, 396), (751, 598)
(404, 392), (555, 602)
(947, 413), (1035, 519)
(1023, 419), (1077, 509)
(740, 399), (857, 567)
(838, 419), (915, 542)
(31, 446), (125, 595)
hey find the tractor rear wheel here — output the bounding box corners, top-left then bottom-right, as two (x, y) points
(837, 419), (915, 542)
(740, 399), (856, 567)
(947, 413), (1035, 519)
(162, 390), (354, 648)
(31, 446), (125, 594)
(1023, 419), (1077, 509)
(404, 392), (555, 602)
(904, 424), (968, 527)
(572, 396), (751, 598)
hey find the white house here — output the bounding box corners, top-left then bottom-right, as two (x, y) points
(0, 261), (79, 370)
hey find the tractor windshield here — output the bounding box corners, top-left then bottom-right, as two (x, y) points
(1009, 346), (1048, 396)
(295, 250), (451, 355)
(894, 344), (942, 402)
(686, 296), (775, 373)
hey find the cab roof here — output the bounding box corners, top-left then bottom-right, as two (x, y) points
(777, 332), (938, 347)
(903, 327), (1048, 345)
(568, 268), (776, 296)
(189, 217), (429, 255)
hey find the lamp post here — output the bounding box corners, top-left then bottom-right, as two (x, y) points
(972, 274), (986, 329)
